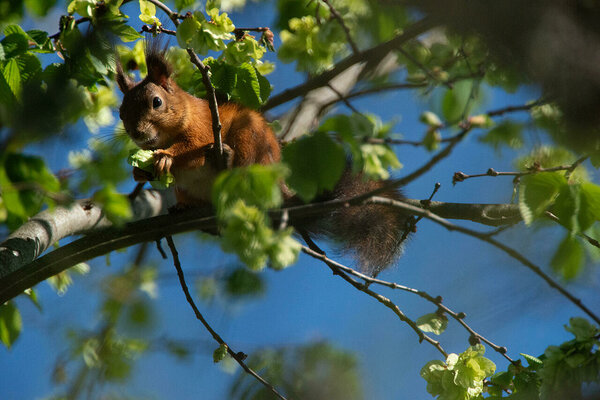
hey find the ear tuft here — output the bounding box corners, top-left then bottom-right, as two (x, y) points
(115, 59), (134, 94)
(145, 40), (172, 91)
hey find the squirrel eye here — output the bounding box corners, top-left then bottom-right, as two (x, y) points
(152, 96), (162, 109)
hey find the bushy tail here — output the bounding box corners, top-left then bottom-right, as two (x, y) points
(300, 170), (410, 276)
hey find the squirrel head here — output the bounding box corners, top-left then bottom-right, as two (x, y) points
(116, 50), (188, 150)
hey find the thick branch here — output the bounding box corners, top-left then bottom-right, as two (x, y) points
(0, 189), (521, 303)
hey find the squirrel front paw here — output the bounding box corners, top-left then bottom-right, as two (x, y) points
(154, 149), (174, 176)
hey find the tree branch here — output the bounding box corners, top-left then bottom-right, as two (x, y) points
(366, 196), (600, 326)
(0, 189), (522, 303)
(302, 245), (448, 358)
(166, 236), (289, 400)
(301, 246), (516, 364)
(262, 17), (436, 111)
(146, 0), (226, 168)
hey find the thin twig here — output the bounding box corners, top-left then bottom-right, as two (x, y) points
(301, 246), (516, 364)
(147, 0), (226, 169)
(453, 156), (588, 185)
(165, 236), (290, 400)
(545, 212), (600, 250)
(365, 196), (600, 326)
(301, 246), (448, 358)
(486, 100), (546, 117)
(326, 83), (361, 115)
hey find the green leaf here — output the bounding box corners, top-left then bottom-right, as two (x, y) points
(419, 111), (442, 127)
(24, 0), (58, 17)
(423, 128), (441, 151)
(282, 131), (346, 202)
(580, 182), (600, 230)
(92, 184), (132, 225)
(127, 149), (174, 189)
(3, 58), (21, 98)
(416, 313), (448, 335)
(225, 268), (265, 297)
(0, 302), (22, 348)
(213, 344), (228, 363)
(175, 0), (195, 11)
(268, 229), (301, 270)
(176, 15), (200, 49)
(479, 121), (524, 151)
(552, 184), (581, 232)
(564, 317), (598, 340)
(490, 371), (514, 388)
(551, 234), (585, 280)
(590, 150), (600, 168)
(441, 80), (473, 123)
(1, 26), (29, 58)
(208, 59), (238, 98)
(212, 164), (286, 214)
(219, 201), (271, 270)
(139, 0), (160, 25)
(113, 24), (143, 42)
(520, 353), (543, 369)
(235, 63), (261, 108)
(518, 172), (566, 225)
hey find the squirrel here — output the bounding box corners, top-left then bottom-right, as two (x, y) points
(116, 47), (410, 276)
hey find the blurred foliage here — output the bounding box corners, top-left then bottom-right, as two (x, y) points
(0, 0), (600, 400)
(230, 341), (364, 400)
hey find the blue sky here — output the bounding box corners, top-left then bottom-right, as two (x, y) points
(2, 1), (600, 399)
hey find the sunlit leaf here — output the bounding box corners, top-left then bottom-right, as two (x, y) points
(551, 234), (585, 280)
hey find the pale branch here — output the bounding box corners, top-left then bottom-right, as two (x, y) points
(301, 246), (516, 364)
(262, 17), (436, 111)
(453, 156), (588, 185)
(366, 196), (600, 326)
(320, 0), (359, 54)
(0, 189), (522, 303)
(301, 245), (448, 358)
(165, 237), (289, 400)
(147, 0), (226, 169)
(0, 189), (172, 277)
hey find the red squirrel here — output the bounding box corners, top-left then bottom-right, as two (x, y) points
(116, 48), (409, 275)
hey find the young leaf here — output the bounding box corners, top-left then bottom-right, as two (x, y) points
(551, 234), (585, 280)
(282, 131), (346, 202)
(213, 343), (228, 363)
(479, 121), (524, 151)
(139, 0), (161, 25)
(520, 353), (543, 369)
(441, 80), (473, 123)
(3, 58), (22, 98)
(416, 313), (448, 335)
(518, 172), (566, 225)
(0, 302), (22, 348)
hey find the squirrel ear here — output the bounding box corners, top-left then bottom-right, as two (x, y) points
(115, 60), (134, 94)
(146, 52), (173, 91)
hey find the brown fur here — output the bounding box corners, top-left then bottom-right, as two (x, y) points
(116, 48), (280, 205)
(116, 49), (408, 275)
